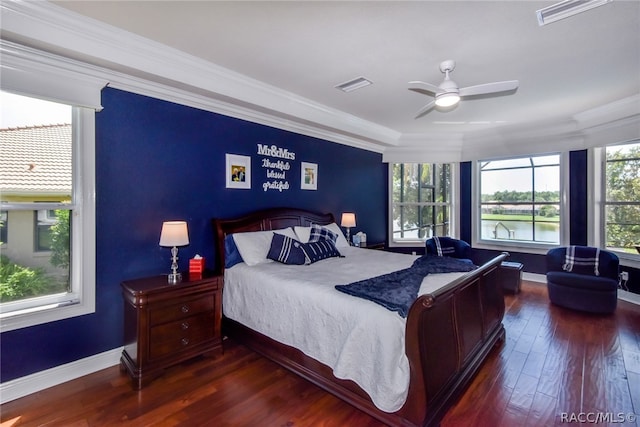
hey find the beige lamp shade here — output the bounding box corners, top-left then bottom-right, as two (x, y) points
(340, 213), (356, 228)
(159, 221), (189, 247)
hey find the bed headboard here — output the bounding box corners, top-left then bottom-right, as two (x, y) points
(212, 207), (335, 274)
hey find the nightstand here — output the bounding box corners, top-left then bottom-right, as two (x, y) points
(120, 273), (223, 389)
(499, 261), (523, 294)
(360, 242), (385, 250)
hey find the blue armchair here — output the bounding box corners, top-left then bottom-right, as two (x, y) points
(546, 246), (619, 314)
(425, 237), (472, 261)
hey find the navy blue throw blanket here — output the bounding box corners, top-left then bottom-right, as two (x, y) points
(335, 255), (477, 317)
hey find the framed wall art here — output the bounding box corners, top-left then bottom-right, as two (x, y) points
(226, 153), (251, 189)
(301, 162), (318, 190)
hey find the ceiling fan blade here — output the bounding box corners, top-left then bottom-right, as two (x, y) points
(408, 80), (443, 95)
(458, 80), (519, 97)
(414, 100), (436, 119)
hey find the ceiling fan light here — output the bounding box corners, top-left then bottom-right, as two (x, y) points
(435, 93), (460, 107)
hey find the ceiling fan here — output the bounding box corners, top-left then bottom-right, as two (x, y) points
(409, 60), (519, 118)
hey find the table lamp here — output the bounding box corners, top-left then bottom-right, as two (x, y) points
(159, 221), (189, 283)
(340, 212), (356, 246)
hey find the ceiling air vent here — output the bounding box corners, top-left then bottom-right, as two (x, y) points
(335, 77), (372, 93)
(536, 0), (612, 26)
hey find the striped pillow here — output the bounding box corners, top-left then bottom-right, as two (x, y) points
(267, 234), (307, 265)
(267, 233), (342, 265)
(301, 239), (341, 264)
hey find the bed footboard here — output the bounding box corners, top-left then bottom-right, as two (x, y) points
(401, 252), (508, 426)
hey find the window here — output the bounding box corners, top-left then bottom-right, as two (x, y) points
(476, 154), (562, 248)
(0, 211), (7, 244)
(603, 141), (640, 258)
(0, 90), (95, 332)
(1, 40), (103, 332)
(390, 163), (453, 244)
(35, 209), (61, 252)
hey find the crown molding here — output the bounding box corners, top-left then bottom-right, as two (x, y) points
(0, 0), (399, 152)
(574, 94), (640, 127)
(0, 40), (108, 110)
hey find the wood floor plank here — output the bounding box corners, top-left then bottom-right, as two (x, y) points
(536, 332), (569, 398)
(500, 372), (539, 426)
(525, 391), (557, 427)
(521, 349), (546, 379)
(627, 371), (640, 423)
(2, 281), (639, 427)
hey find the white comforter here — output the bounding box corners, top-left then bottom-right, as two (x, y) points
(223, 247), (464, 412)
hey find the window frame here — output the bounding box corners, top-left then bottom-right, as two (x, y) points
(388, 162), (458, 248)
(472, 153), (569, 254)
(0, 210), (7, 244)
(592, 141), (640, 268)
(0, 98), (97, 333)
(34, 209), (60, 252)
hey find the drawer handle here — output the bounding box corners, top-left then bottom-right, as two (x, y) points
(181, 338), (189, 346)
(181, 322), (189, 330)
(181, 305), (189, 313)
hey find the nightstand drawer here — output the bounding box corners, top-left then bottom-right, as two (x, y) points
(149, 293), (215, 326)
(149, 311), (215, 359)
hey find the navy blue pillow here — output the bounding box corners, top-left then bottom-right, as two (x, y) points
(301, 239), (341, 264)
(267, 234), (308, 265)
(225, 234), (244, 268)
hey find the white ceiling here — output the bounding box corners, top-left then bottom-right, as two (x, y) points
(4, 1), (640, 155)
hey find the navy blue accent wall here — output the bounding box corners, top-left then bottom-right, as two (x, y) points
(569, 150), (588, 246)
(459, 162), (473, 244)
(0, 87), (386, 382)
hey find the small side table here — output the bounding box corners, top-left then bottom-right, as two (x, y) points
(499, 261), (524, 294)
(120, 272), (223, 389)
(359, 242), (385, 250)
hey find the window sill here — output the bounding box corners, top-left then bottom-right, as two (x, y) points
(0, 298), (94, 333)
(389, 240), (426, 249)
(617, 253), (640, 270)
(473, 240), (557, 256)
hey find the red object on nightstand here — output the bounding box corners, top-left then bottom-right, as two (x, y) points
(189, 257), (205, 274)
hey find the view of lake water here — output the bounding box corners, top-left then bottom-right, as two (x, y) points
(481, 220), (559, 244)
(392, 220), (560, 244)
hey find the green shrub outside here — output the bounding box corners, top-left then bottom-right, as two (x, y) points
(0, 255), (54, 302)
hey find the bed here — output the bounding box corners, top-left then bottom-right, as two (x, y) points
(213, 207), (507, 427)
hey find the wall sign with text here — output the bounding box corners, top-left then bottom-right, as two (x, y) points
(257, 143), (294, 192)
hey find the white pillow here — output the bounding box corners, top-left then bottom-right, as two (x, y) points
(232, 227), (297, 266)
(325, 222), (351, 248)
(294, 226), (311, 243)
(294, 223), (350, 249)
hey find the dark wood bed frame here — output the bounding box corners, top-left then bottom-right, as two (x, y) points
(213, 207), (507, 427)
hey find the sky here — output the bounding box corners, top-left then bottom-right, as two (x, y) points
(0, 91), (71, 128)
(482, 167), (560, 194)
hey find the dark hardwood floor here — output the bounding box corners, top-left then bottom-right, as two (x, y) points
(2, 281), (639, 426)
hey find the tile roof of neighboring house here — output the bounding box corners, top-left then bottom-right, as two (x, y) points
(0, 124), (72, 198)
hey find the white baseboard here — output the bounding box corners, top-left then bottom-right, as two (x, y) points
(619, 289), (640, 305)
(523, 272), (546, 283)
(0, 346), (123, 404)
